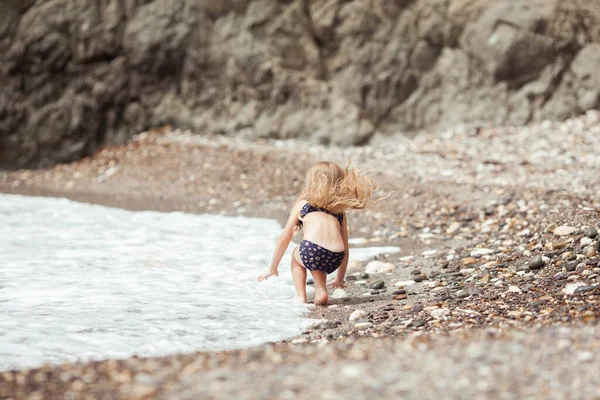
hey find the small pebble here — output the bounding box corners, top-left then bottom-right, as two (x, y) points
(471, 248), (494, 256)
(508, 285), (521, 293)
(331, 289), (349, 299)
(584, 227), (598, 239)
(364, 261), (393, 274)
(552, 240), (570, 250)
(411, 304), (423, 313)
(430, 308), (450, 318)
(554, 226), (578, 236)
(566, 261), (579, 272)
(369, 281), (385, 290)
(564, 283), (587, 295)
(394, 280), (417, 287)
(349, 310), (368, 322)
(574, 285), (596, 295)
(528, 256), (545, 270)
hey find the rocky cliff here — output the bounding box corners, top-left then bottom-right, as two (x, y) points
(1, 0), (600, 169)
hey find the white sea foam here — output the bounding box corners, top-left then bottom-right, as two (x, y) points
(0, 194), (399, 371)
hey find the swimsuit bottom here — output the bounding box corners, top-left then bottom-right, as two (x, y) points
(298, 240), (345, 275)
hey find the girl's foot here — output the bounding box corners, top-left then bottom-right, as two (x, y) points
(296, 294), (308, 304)
(314, 288), (328, 306)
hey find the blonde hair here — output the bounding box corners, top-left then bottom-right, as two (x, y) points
(299, 161), (376, 214)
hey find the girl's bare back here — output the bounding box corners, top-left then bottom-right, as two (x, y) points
(298, 201), (345, 252)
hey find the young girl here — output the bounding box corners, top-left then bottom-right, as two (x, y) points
(258, 161), (375, 306)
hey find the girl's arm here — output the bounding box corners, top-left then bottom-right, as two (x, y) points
(330, 212), (349, 288)
(258, 200), (306, 282)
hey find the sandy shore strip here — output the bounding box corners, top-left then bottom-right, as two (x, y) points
(1, 114), (600, 399)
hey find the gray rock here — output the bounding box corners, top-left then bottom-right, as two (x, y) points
(369, 281), (385, 290)
(574, 285), (597, 295)
(360, 273), (370, 279)
(566, 261), (579, 272)
(466, 286), (483, 296)
(517, 265), (531, 272)
(412, 319), (426, 327)
(587, 258), (600, 266)
(554, 272), (567, 280)
(413, 274), (428, 282)
(393, 289), (407, 295)
(528, 256), (545, 270)
(411, 304), (423, 313)
(3, 0), (600, 168)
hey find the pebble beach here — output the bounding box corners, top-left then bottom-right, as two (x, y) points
(2, 112), (600, 399)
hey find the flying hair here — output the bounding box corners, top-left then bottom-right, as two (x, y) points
(298, 161), (376, 215)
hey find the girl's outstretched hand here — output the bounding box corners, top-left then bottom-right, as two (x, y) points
(258, 270), (279, 282)
(328, 279), (346, 289)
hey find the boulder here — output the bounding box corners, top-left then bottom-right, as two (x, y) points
(1, 0), (600, 168)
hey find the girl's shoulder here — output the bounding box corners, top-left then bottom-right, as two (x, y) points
(296, 199), (309, 208)
(293, 199), (309, 214)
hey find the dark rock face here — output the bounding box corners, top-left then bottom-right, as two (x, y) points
(1, 0), (600, 169)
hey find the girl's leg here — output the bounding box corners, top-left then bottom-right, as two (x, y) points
(309, 270), (328, 306)
(291, 247), (307, 303)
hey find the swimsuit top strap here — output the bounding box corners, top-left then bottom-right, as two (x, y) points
(300, 202), (343, 224)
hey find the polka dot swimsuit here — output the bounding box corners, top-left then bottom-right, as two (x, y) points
(298, 203), (345, 274)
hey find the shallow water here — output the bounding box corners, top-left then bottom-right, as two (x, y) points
(0, 194), (399, 371)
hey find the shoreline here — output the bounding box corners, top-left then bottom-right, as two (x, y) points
(2, 119), (600, 398)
